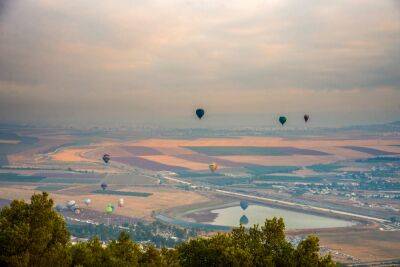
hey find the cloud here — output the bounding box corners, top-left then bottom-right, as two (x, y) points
(0, 0), (399, 126)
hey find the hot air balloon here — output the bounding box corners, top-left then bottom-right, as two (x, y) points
(304, 114), (309, 123)
(279, 116), (287, 126)
(209, 163), (218, 173)
(55, 204), (66, 211)
(84, 198), (91, 206)
(72, 206), (81, 214)
(102, 154), (110, 164)
(101, 182), (108, 191)
(105, 203), (114, 214)
(118, 198), (124, 207)
(239, 215), (249, 225)
(196, 108), (205, 119)
(240, 200), (248, 211)
(66, 200), (76, 208)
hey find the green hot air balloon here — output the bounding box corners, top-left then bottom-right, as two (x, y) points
(279, 116), (287, 126)
(105, 204), (114, 214)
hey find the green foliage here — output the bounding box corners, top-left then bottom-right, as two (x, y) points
(0, 192), (70, 267)
(177, 217), (335, 267)
(0, 193), (336, 266)
(67, 220), (196, 247)
(108, 232), (141, 266)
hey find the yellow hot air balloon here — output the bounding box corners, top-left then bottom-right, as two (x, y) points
(209, 163), (218, 173)
(118, 198), (124, 207)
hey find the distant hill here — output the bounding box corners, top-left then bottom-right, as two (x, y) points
(341, 120), (400, 133)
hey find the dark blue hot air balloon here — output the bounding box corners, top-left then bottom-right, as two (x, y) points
(195, 108), (205, 119)
(101, 182), (108, 191)
(102, 154), (110, 164)
(240, 200), (248, 211)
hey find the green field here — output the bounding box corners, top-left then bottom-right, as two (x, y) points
(0, 133), (38, 166)
(92, 189), (152, 197)
(176, 170), (223, 178)
(356, 156), (400, 163)
(185, 146), (293, 156)
(244, 165), (300, 175)
(255, 175), (323, 183)
(308, 163), (342, 173)
(41, 178), (101, 184)
(201, 177), (251, 186)
(35, 185), (70, 191)
(0, 173), (45, 182)
(184, 146), (328, 156)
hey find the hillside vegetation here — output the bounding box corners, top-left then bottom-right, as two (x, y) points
(0, 193), (335, 267)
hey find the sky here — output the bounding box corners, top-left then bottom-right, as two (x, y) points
(0, 0), (399, 128)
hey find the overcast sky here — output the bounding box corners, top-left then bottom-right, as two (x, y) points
(0, 0), (399, 128)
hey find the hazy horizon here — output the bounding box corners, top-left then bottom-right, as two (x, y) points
(1, 0), (399, 128)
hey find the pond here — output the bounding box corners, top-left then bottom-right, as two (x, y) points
(207, 204), (356, 230)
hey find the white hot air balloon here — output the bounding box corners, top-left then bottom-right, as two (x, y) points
(84, 198), (91, 206)
(67, 200), (76, 208)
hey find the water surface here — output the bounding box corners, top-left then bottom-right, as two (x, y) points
(208, 205), (356, 229)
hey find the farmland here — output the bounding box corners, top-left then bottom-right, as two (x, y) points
(0, 126), (399, 264)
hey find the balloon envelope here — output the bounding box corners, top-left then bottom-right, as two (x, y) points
(279, 116), (287, 125)
(73, 208), (81, 214)
(240, 200), (249, 210)
(239, 215), (249, 225)
(209, 163), (218, 172)
(304, 114), (309, 122)
(67, 200), (76, 207)
(84, 198), (91, 206)
(102, 154), (110, 163)
(195, 108), (205, 119)
(118, 198), (124, 207)
(105, 203), (114, 214)
(55, 204), (66, 211)
(101, 182), (107, 190)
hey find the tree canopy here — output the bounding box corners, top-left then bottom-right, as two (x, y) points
(0, 192), (70, 266)
(0, 193), (336, 266)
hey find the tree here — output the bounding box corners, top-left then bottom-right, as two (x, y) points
(177, 217), (334, 267)
(139, 244), (165, 267)
(0, 192), (70, 267)
(161, 247), (180, 267)
(107, 231), (141, 266)
(295, 236), (336, 267)
(0, 193), (336, 266)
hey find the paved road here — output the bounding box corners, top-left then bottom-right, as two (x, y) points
(160, 173), (389, 223)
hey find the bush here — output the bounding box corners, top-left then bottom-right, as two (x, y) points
(0, 193), (335, 266)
